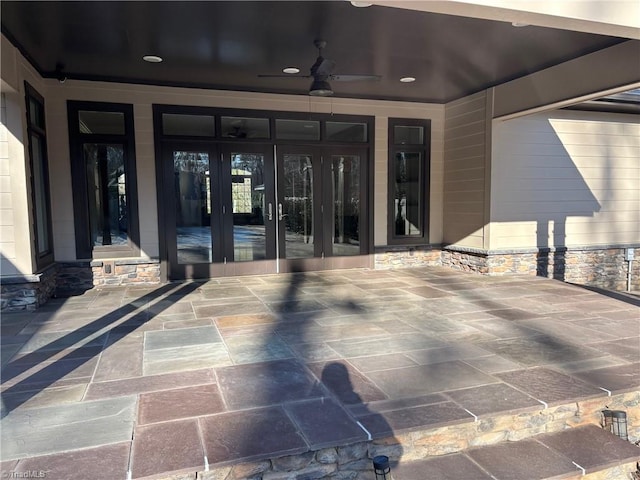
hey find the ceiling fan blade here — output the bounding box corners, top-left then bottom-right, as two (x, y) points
(330, 74), (381, 82)
(312, 57), (336, 77)
(257, 74), (312, 78)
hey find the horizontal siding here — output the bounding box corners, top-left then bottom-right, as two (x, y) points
(443, 91), (487, 248)
(42, 78), (445, 257)
(490, 110), (640, 250)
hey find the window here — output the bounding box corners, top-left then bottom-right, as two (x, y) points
(68, 101), (140, 259)
(25, 83), (54, 269)
(388, 118), (430, 245)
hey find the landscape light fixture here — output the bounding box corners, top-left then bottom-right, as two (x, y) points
(373, 455), (391, 480)
(603, 409), (629, 441)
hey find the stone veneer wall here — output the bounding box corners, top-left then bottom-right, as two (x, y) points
(57, 259), (161, 294)
(373, 247), (442, 270)
(1, 259), (161, 311)
(0, 263), (57, 311)
(442, 245), (640, 291)
(193, 392), (639, 480)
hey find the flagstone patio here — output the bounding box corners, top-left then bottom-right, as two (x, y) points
(1, 267), (639, 479)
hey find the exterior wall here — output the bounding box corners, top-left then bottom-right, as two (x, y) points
(44, 79), (445, 261)
(490, 110), (640, 250)
(443, 90), (491, 249)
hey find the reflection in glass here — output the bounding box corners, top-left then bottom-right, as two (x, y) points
(275, 119), (320, 141)
(394, 152), (422, 236)
(394, 125), (424, 145)
(222, 117), (270, 139)
(326, 122), (367, 142)
(31, 134), (51, 255)
(231, 153), (266, 261)
(174, 151), (212, 263)
(332, 155), (360, 256)
(83, 144), (128, 247)
(282, 155), (314, 258)
(79, 111), (125, 135)
(162, 114), (215, 137)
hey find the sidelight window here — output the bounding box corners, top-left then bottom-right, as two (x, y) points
(68, 101), (140, 259)
(388, 118), (430, 245)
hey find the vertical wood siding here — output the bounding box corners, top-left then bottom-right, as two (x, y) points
(490, 110), (640, 249)
(443, 91), (489, 249)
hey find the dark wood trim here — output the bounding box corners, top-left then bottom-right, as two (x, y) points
(24, 81), (55, 270)
(67, 100), (140, 259)
(387, 118), (431, 246)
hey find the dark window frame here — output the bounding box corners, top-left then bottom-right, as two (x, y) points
(68, 100), (140, 259)
(25, 82), (54, 269)
(387, 118), (431, 245)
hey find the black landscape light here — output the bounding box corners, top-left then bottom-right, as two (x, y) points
(373, 455), (391, 480)
(603, 409), (628, 441)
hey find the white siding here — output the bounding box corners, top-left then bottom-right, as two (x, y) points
(443, 91), (490, 249)
(490, 110), (640, 250)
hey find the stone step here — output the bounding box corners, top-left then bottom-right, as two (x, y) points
(191, 391), (639, 480)
(392, 424), (640, 480)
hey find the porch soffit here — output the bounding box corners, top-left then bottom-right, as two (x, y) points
(0, 1), (635, 104)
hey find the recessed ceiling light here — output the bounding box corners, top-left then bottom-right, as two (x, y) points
(400, 77), (416, 83)
(283, 67), (300, 74)
(142, 55), (163, 63)
(511, 22), (529, 27)
(350, 1), (373, 6)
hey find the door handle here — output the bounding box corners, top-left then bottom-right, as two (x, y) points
(267, 203), (273, 221)
(278, 203), (288, 221)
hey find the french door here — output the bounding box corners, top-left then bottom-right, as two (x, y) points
(163, 142), (368, 279)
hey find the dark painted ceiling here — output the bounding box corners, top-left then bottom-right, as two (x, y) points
(1, 1), (627, 103)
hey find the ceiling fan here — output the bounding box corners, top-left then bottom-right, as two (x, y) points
(258, 40), (381, 96)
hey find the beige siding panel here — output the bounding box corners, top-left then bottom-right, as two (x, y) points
(444, 91), (489, 248)
(490, 110), (640, 250)
(41, 78), (445, 256)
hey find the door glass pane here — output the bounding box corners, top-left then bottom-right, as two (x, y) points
(162, 114), (215, 137)
(276, 119), (320, 141)
(29, 98), (45, 129)
(332, 155), (360, 256)
(174, 151), (212, 263)
(222, 117), (270, 139)
(31, 134), (51, 254)
(79, 111), (125, 135)
(231, 153), (266, 261)
(393, 152), (422, 236)
(83, 144), (128, 247)
(282, 154), (314, 258)
(394, 125), (424, 145)
(326, 122), (367, 142)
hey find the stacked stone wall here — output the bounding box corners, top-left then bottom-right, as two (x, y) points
(0, 264), (57, 311)
(373, 248), (441, 270)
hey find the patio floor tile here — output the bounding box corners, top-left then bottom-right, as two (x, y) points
(405, 286), (454, 298)
(84, 369), (215, 400)
(286, 398), (367, 449)
(307, 361), (387, 404)
(224, 334), (295, 364)
(444, 383), (540, 416)
(468, 438), (578, 480)
(216, 359), (324, 409)
(138, 383), (225, 425)
(143, 343), (232, 375)
(14, 443), (131, 480)
(496, 367), (603, 404)
(572, 362), (640, 393)
(144, 326), (222, 350)
(394, 454), (493, 480)
(538, 425), (640, 473)
(365, 360), (498, 398)
(200, 407), (308, 464)
(131, 419), (204, 479)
